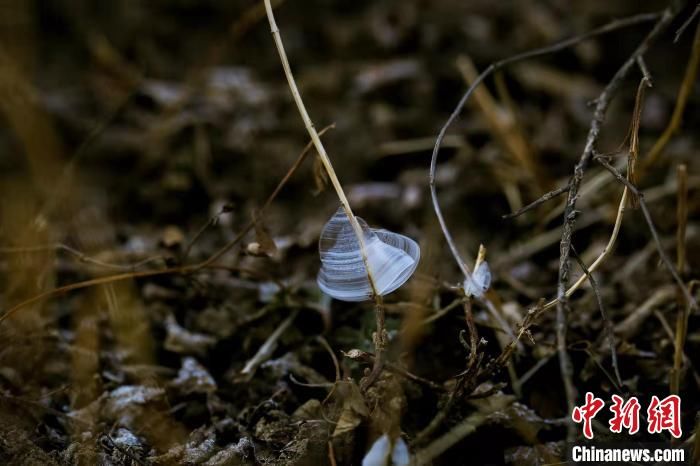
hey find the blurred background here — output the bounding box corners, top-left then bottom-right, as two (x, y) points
(0, 1), (698, 464)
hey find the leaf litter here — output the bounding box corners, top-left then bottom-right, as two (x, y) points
(0, 1), (698, 465)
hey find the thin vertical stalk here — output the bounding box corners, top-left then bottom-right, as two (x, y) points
(670, 163), (688, 395)
(262, 0), (387, 386)
(262, 0), (376, 292)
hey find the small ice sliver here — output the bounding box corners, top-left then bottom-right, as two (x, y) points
(317, 207), (420, 302)
(361, 434), (410, 466)
(464, 260), (492, 298)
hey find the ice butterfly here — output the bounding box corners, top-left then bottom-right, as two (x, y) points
(361, 434), (410, 466)
(317, 207), (420, 302)
(464, 260), (491, 298)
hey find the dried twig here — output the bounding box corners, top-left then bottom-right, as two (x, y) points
(551, 76), (650, 408)
(414, 257), (484, 445)
(262, 0), (388, 389)
(614, 285), (676, 339)
(180, 204), (233, 262)
(456, 55), (543, 191)
(571, 246), (622, 389)
(343, 349), (445, 392)
(521, 78), (645, 314)
(636, 56), (653, 84)
(671, 163), (689, 395)
(0, 126), (334, 325)
(675, 2), (700, 42)
(429, 11), (660, 282)
(413, 395), (514, 465)
(328, 441), (337, 466)
(641, 18), (700, 173)
(555, 296), (577, 442)
(595, 155), (697, 311)
(0, 243), (162, 272)
(554, 8), (680, 440)
(413, 308), (480, 444)
(502, 184), (569, 219)
(317, 335), (341, 384)
(238, 310), (299, 380)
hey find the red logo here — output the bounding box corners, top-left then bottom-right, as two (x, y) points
(609, 395), (641, 435)
(572, 392), (605, 440)
(647, 395), (682, 438)
(572, 393), (682, 439)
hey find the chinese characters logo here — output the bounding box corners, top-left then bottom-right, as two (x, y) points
(571, 392), (681, 439)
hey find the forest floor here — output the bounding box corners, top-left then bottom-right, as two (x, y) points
(0, 1), (699, 465)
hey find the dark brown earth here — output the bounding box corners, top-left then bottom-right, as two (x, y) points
(0, 1), (698, 465)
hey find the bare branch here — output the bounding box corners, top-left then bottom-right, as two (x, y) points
(502, 184), (569, 219)
(595, 155), (697, 311)
(429, 11), (660, 281)
(554, 7), (682, 439)
(571, 246), (623, 389)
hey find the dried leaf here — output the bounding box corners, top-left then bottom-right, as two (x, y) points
(251, 213), (278, 257)
(333, 381), (369, 437)
(313, 154), (329, 195)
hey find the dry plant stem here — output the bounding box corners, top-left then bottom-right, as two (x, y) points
(516, 354), (553, 389)
(365, 295), (388, 389)
(503, 184), (569, 219)
(413, 395), (513, 466)
(0, 126), (333, 325)
(571, 247), (622, 389)
(456, 55), (542, 190)
(554, 8), (679, 438)
(317, 336), (341, 383)
(261, 0), (389, 388)
(595, 156), (697, 311)
(327, 441), (337, 466)
(641, 19), (700, 173)
(556, 71), (647, 438)
(262, 0), (374, 287)
(675, 2), (700, 42)
(201, 123), (334, 268)
(533, 78), (648, 313)
(180, 205), (231, 262)
(421, 297), (463, 325)
(475, 244), (521, 353)
(240, 310), (299, 379)
(0, 243), (162, 272)
(636, 56), (653, 84)
(582, 346), (622, 394)
(344, 349), (445, 392)
(614, 285), (676, 339)
(463, 300), (480, 375)
(671, 164), (689, 395)
(676, 164), (688, 275)
(556, 297), (577, 442)
(429, 11), (659, 282)
(414, 298), (480, 445)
